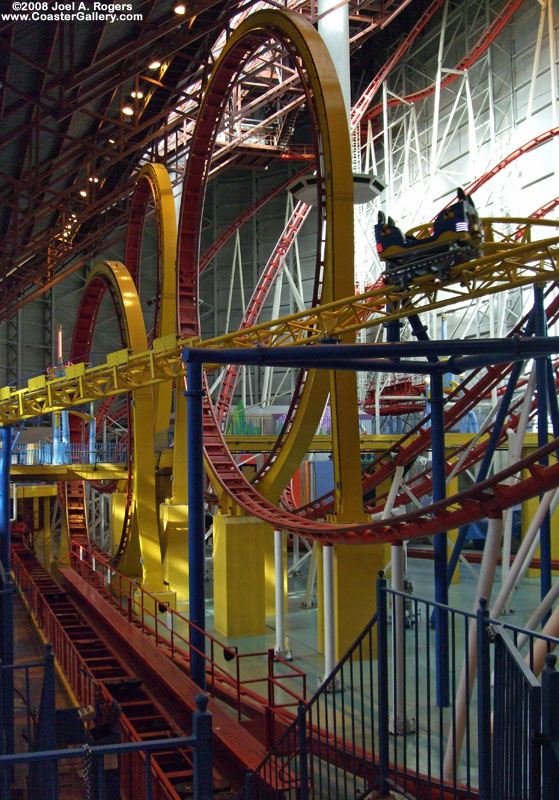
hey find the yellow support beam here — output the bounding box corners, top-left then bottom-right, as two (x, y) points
(0, 227), (557, 424)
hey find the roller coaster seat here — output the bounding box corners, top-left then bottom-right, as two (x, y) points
(374, 189), (482, 287)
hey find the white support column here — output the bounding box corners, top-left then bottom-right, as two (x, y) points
(492, 488), (559, 617)
(430, 0), (449, 181)
(443, 515), (503, 780)
(389, 542), (414, 734)
(517, 580), (559, 651)
(274, 529), (292, 659)
(318, 0), (351, 122)
(320, 543), (336, 685)
(302, 541), (318, 608)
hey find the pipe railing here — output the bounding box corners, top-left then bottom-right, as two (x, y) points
(70, 540), (306, 734)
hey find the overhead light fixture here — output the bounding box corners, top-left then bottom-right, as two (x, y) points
(148, 59), (161, 70)
(174, 3), (186, 14)
(122, 105), (134, 116)
(79, 189), (87, 197)
(130, 90), (144, 99)
(108, 137), (116, 144)
(88, 176), (99, 183)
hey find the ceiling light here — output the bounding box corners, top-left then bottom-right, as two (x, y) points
(122, 105), (134, 116)
(88, 176), (99, 183)
(79, 189), (87, 197)
(108, 137), (116, 144)
(174, 3), (186, 14)
(130, 90), (144, 99)
(148, 60), (161, 70)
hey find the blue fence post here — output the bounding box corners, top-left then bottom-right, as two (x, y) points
(476, 598), (492, 799)
(430, 372), (450, 708)
(192, 694), (213, 800)
(542, 653), (559, 799)
(32, 643), (58, 799)
(244, 769), (255, 800)
(297, 702), (309, 800)
(185, 359), (207, 690)
(534, 284), (552, 621)
(0, 426), (14, 760)
(376, 572), (390, 796)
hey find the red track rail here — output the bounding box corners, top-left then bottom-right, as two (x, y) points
(214, 200), (311, 425)
(11, 538), (230, 799)
(365, 0), (527, 123)
(350, 0), (447, 128)
(297, 285), (559, 520)
(201, 374), (559, 543)
(58, 480), (90, 551)
(199, 165), (312, 273)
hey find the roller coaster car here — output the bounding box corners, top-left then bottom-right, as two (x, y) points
(375, 188), (482, 288)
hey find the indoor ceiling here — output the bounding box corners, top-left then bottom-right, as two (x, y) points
(0, 0), (421, 324)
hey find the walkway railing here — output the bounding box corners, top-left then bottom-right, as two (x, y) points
(243, 604), (381, 799)
(241, 575), (559, 800)
(70, 541), (306, 735)
(11, 441), (128, 466)
(0, 703), (213, 800)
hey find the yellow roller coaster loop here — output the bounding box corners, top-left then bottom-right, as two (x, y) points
(74, 260), (163, 587)
(174, 9), (361, 514)
(125, 162), (177, 435)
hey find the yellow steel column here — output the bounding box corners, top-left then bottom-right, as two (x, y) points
(264, 529), (288, 615)
(213, 513), (271, 637)
(161, 388), (190, 602)
(447, 475), (460, 584)
(41, 497), (51, 571)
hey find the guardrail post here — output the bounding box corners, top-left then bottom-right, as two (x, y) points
(542, 653), (559, 799)
(185, 360), (207, 690)
(476, 598), (492, 799)
(376, 572), (390, 796)
(32, 643), (58, 800)
(297, 702), (309, 800)
(192, 694), (213, 800)
(244, 769), (255, 800)
(0, 425), (14, 762)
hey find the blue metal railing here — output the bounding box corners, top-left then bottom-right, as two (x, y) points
(240, 576), (559, 800)
(10, 441), (128, 466)
(492, 626), (542, 799)
(0, 693), (213, 800)
(242, 605), (380, 800)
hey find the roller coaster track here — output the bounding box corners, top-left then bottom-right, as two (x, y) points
(214, 200), (312, 425)
(10, 537), (266, 797)
(350, 0), (448, 129)
(316, 285), (559, 522)
(301, 284), (559, 519)
(1, 230), (559, 420)
(5, 9), (559, 569)
(364, 0), (528, 124)
(58, 480), (91, 551)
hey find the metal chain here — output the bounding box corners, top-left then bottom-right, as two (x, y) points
(82, 743), (93, 800)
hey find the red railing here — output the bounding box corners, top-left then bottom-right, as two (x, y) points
(12, 549), (98, 708)
(11, 543), (202, 800)
(69, 541), (306, 738)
